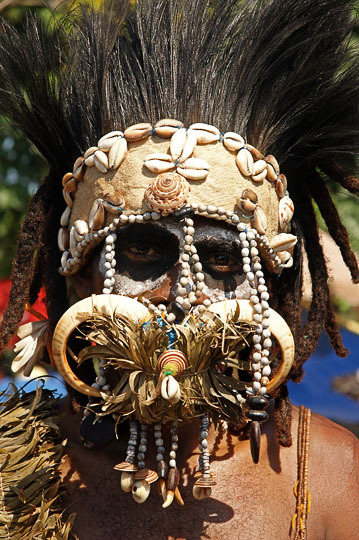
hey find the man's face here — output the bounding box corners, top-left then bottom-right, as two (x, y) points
(81, 217), (253, 306)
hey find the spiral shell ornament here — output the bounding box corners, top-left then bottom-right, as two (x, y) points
(158, 350), (188, 377)
(144, 172), (190, 215)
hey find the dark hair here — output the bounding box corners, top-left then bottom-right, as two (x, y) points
(1, 0), (359, 445)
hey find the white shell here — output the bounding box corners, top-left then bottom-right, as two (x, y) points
(223, 132), (244, 151)
(252, 170), (267, 183)
(69, 227), (77, 257)
(60, 206), (71, 227)
(252, 159), (267, 175)
(98, 131), (123, 148)
(208, 299), (295, 393)
(73, 157), (84, 180)
(270, 233), (297, 252)
(176, 157), (209, 180)
(62, 188), (73, 208)
(88, 198), (105, 231)
(235, 147), (253, 176)
(94, 150), (108, 173)
(84, 154), (95, 167)
(279, 196), (294, 229)
(108, 137), (127, 169)
(61, 250), (70, 268)
(74, 219), (89, 236)
(170, 128), (197, 162)
(57, 227), (68, 252)
(277, 251), (294, 268)
(84, 146), (98, 159)
(154, 119), (184, 138)
(161, 375), (181, 403)
(121, 471), (134, 493)
(266, 163), (277, 182)
(143, 153), (175, 173)
(52, 295), (150, 397)
(252, 205), (267, 235)
(189, 123), (220, 144)
(132, 479), (151, 504)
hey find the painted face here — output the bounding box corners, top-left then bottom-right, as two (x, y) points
(88, 217), (253, 306)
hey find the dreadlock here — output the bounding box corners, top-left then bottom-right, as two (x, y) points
(1, 0), (359, 446)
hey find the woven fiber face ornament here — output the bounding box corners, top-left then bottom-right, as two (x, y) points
(46, 120), (296, 506)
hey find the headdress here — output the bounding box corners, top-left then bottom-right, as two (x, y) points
(1, 0), (359, 508)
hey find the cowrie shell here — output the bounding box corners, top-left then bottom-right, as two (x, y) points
(63, 176), (77, 194)
(108, 137), (127, 169)
(277, 250), (293, 267)
(192, 486), (212, 500)
(161, 375), (181, 403)
(279, 196), (294, 229)
(69, 226), (77, 258)
(94, 150), (108, 173)
(74, 219), (89, 236)
(62, 188), (74, 208)
(252, 204), (267, 235)
(266, 163), (277, 182)
(88, 198), (105, 231)
(84, 146), (98, 159)
(176, 157), (209, 180)
(143, 153), (175, 173)
(235, 147), (253, 176)
(61, 250), (69, 268)
(189, 123), (220, 144)
(98, 131), (123, 151)
(103, 192), (126, 213)
(251, 169), (267, 183)
(154, 118), (184, 138)
(238, 198), (256, 214)
(223, 132), (244, 151)
(252, 159), (267, 175)
(73, 157), (85, 181)
(275, 173), (288, 198)
(241, 188), (258, 203)
(270, 233), (297, 252)
(247, 144), (265, 161)
(265, 154), (280, 175)
(57, 227), (69, 252)
(124, 123), (152, 141)
(170, 128), (197, 162)
(60, 206), (71, 227)
(121, 471), (134, 493)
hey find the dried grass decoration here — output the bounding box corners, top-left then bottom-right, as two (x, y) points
(0, 386), (74, 540)
(73, 301), (257, 426)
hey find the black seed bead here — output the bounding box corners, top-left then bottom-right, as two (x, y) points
(247, 409), (269, 422)
(246, 395), (269, 410)
(173, 207), (195, 221)
(168, 301), (186, 321)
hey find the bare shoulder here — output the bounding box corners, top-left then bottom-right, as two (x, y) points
(293, 408), (359, 540)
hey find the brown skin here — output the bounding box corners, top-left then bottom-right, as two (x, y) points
(62, 217), (359, 539)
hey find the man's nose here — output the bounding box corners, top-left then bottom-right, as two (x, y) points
(141, 264), (209, 310)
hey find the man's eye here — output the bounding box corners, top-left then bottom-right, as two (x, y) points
(122, 244), (162, 262)
(202, 253), (241, 275)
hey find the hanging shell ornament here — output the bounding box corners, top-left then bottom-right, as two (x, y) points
(161, 375), (181, 404)
(114, 461), (139, 492)
(158, 350), (188, 377)
(144, 173), (190, 215)
(132, 479), (151, 504)
(170, 127), (197, 162)
(176, 157), (209, 180)
(134, 468), (158, 484)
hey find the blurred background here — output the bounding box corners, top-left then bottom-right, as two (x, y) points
(0, 0), (358, 432)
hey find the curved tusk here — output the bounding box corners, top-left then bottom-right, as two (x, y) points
(208, 299), (294, 394)
(174, 486), (185, 506)
(162, 489), (175, 508)
(158, 478), (167, 501)
(52, 294), (150, 396)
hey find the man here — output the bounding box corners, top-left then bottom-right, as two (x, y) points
(1, 1), (359, 538)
